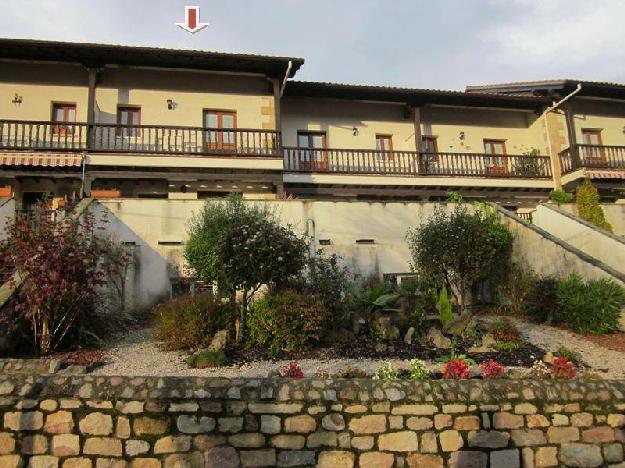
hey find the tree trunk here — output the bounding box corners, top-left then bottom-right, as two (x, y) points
(236, 290), (248, 345)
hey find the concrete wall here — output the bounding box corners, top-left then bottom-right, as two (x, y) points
(533, 204), (625, 276)
(558, 203), (625, 237)
(1, 372), (624, 467)
(496, 206), (625, 288)
(0, 198), (14, 240)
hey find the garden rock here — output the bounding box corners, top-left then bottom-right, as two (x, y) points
(422, 327), (452, 349)
(404, 327), (415, 345)
(468, 333), (496, 353)
(209, 330), (230, 351)
(372, 315), (400, 341)
(443, 312), (476, 337)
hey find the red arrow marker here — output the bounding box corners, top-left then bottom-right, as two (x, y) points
(176, 6), (209, 34)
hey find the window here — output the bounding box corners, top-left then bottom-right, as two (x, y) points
(422, 136), (438, 153)
(51, 103), (76, 135)
(582, 129), (605, 161)
(203, 110), (237, 150)
(297, 131), (327, 168)
(483, 139), (508, 173)
(117, 106), (141, 137)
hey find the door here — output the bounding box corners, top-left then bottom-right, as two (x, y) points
(298, 131), (328, 170)
(204, 110), (237, 151)
(483, 139), (508, 175)
(51, 103), (76, 136)
(117, 106), (141, 138)
(422, 136), (439, 173)
(581, 129), (606, 164)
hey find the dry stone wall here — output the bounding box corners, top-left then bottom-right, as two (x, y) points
(0, 374), (624, 467)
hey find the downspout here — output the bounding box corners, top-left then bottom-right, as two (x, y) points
(80, 154), (87, 198)
(279, 61), (293, 97)
(542, 83), (582, 189)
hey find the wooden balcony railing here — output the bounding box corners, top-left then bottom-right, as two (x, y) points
(0, 120), (281, 157)
(284, 148), (552, 178)
(559, 144), (625, 174)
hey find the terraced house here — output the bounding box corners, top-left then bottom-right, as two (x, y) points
(0, 38), (624, 209)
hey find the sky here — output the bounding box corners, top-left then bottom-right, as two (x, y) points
(1, 0), (624, 91)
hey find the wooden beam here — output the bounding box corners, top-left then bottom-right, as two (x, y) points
(89, 170), (282, 183)
(413, 106), (423, 152)
(562, 103), (580, 166)
(86, 68), (99, 148)
(272, 78), (282, 133)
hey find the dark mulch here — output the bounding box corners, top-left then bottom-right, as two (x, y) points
(46, 349), (106, 367)
(228, 336), (545, 368)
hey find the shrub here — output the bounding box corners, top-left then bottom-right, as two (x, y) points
(281, 361), (304, 378)
(549, 189), (574, 204)
(438, 354), (476, 366)
(527, 360), (550, 379)
(334, 366), (368, 378)
(490, 319), (522, 343)
(373, 362), (399, 380)
(154, 293), (235, 351)
(576, 179), (612, 232)
(498, 262), (536, 315)
(523, 276), (562, 323)
(247, 290), (328, 354)
(407, 203), (513, 311)
(442, 359), (471, 379)
(550, 356), (577, 379)
(437, 287), (453, 325)
(556, 273), (625, 334)
(480, 359), (505, 378)
(554, 346), (581, 364)
(493, 341), (521, 352)
(187, 350), (228, 368)
(409, 359), (430, 380)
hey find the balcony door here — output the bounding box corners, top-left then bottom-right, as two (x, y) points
(51, 103), (76, 135)
(204, 110), (237, 151)
(297, 131), (327, 170)
(376, 134), (394, 161)
(581, 129), (606, 164)
(483, 139), (508, 175)
(117, 106), (141, 138)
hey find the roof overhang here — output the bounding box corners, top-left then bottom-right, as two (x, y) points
(0, 38), (304, 79)
(284, 81), (548, 111)
(467, 79), (625, 101)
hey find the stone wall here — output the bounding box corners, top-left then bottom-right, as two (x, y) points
(1, 374), (624, 467)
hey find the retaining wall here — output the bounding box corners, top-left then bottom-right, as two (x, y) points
(1, 374), (624, 467)
(557, 203), (625, 237)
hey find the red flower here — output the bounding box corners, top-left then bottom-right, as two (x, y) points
(442, 359), (471, 379)
(550, 356), (577, 379)
(281, 361), (304, 378)
(480, 359), (505, 379)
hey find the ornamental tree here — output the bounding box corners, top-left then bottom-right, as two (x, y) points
(406, 203), (512, 310)
(0, 202), (128, 355)
(576, 178), (612, 232)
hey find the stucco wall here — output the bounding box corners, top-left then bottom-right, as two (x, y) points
(533, 204), (625, 276)
(572, 99), (625, 146)
(496, 206), (625, 288)
(558, 203), (625, 237)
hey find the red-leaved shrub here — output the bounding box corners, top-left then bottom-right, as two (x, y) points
(550, 356), (577, 379)
(281, 361), (304, 378)
(480, 359), (505, 379)
(442, 359), (471, 379)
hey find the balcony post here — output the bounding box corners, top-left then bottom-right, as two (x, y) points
(562, 103), (581, 168)
(271, 78), (282, 154)
(412, 105), (423, 174)
(86, 67), (99, 151)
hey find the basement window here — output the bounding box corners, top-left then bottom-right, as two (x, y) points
(318, 239), (332, 246)
(355, 239), (376, 245)
(158, 240), (183, 246)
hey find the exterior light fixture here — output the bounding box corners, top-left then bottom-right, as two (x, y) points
(166, 99), (177, 110)
(459, 131), (465, 140)
(12, 93), (23, 105)
(352, 127), (359, 136)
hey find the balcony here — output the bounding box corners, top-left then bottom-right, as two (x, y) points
(559, 144), (625, 174)
(284, 147), (552, 179)
(0, 120), (281, 157)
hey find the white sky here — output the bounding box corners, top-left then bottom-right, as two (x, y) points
(1, 0), (624, 90)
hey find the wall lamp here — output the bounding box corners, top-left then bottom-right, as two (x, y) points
(459, 131), (465, 140)
(12, 93), (23, 105)
(352, 127), (359, 136)
(167, 99), (177, 110)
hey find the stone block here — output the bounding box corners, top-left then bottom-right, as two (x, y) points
(468, 430), (510, 448)
(378, 431), (418, 452)
(26, 455), (59, 468)
(406, 417), (433, 430)
(604, 442), (624, 463)
(439, 430), (464, 452)
(406, 454), (443, 468)
(5, 411), (44, 431)
(493, 412), (524, 429)
(535, 447), (558, 467)
(21, 435), (48, 455)
(359, 452), (394, 467)
(0, 433), (16, 454)
(125, 440), (150, 457)
(526, 415), (550, 428)
(510, 429), (547, 447)
(133, 417), (170, 436)
(218, 417), (244, 433)
(582, 426), (614, 443)
(83, 438), (123, 457)
(317, 451), (354, 468)
(247, 403), (302, 414)
(392, 404), (437, 416)
(0, 455), (23, 468)
(559, 443), (603, 467)
(490, 449), (520, 468)
(205, 446), (240, 468)
(176, 415), (215, 434)
(547, 426), (579, 443)
(115, 417), (130, 439)
(277, 450), (315, 466)
(163, 452), (204, 468)
(129, 460), (159, 468)
(351, 436), (374, 450)
(348, 415), (386, 434)
(571, 413), (593, 427)
(240, 449), (276, 467)
(79, 413), (113, 436)
(420, 432), (438, 453)
(271, 434), (305, 449)
(454, 416), (480, 430)
(307, 432), (337, 448)
(154, 435), (191, 454)
(448, 451), (487, 468)
(434, 414), (452, 429)
(51, 434), (80, 456)
(228, 433), (265, 448)
(514, 403), (537, 415)
(322, 413), (345, 431)
(284, 415), (316, 433)
(260, 415), (280, 434)
(63, 459), (93, 468)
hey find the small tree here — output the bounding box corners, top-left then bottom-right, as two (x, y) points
(406, 203), (512, 310)
(185, 194), (307, 343)
(576, 179), (612, 232)
(0, 203), (126, 355)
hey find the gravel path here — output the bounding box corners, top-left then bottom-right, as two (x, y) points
(506, 317), (625, 379)
(92, 328), (416, 378)
(93, 321), (625, 379)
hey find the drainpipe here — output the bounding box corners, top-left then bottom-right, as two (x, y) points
(279, 61), (293, 97)
(306, 218), (316, 258)
(542, 83), (582, 189)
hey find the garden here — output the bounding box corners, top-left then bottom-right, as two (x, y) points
(1, 191), (624, 383)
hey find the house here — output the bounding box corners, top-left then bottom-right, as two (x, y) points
(1, 38), (623, 209)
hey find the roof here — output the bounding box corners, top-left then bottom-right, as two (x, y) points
(467, 79), (625, 100)
(0, 38), (304, 78)
(284, 81), (549, 110)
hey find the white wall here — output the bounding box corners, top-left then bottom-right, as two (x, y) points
(557, 203), (625, 237)
(533, 204), (625, 276)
